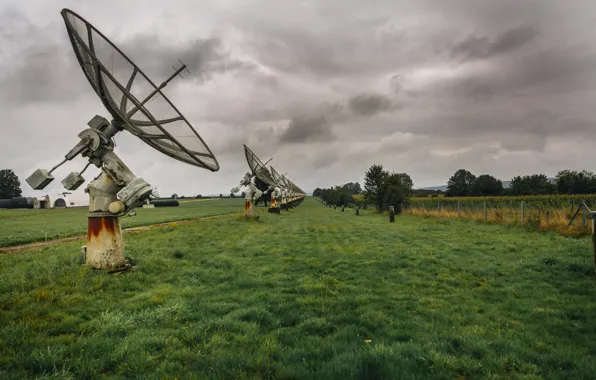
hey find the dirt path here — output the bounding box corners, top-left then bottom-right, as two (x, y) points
(0, 211), (241, 253)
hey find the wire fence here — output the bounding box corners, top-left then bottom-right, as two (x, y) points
(402, 199), (594, 236)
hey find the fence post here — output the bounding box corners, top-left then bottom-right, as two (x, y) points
(457, 201), (460, 217)
(483, 201), (487, 221)
(591, 212), (596, 276)
(521, 201), (525, 224)
(583, 200), (587, 226)
(438, 201), (441, 216)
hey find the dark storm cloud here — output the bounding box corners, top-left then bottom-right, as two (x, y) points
(279, 115), (334, 143)
(239, 19), (432, 79)
(414, 40), (596, 103)
(4, 0), (596, 195)
(0, 7), (87, 104)
(450, 26), (537, 63)
(347, 93), (395, 116)
(118, 35), (256, 81)
(0, 7), (254, 106)
(312, 150), (340, 169)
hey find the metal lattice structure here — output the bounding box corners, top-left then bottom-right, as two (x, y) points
(243, 145), (276, 188)
(62, 10), (218, 171)
(270, 165), (305, 210)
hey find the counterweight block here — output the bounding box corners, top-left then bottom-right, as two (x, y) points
(26, 169), (54, 190)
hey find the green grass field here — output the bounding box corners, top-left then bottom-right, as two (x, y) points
(0, 198), (246, 248)
(1, 198), (595, 379)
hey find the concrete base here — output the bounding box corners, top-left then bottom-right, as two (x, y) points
(268, 207), (281, 214)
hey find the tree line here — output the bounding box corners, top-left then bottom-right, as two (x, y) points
(313, 182), (363, 207)
(445, 169), (596, 197)
(314, 164), (414, 212)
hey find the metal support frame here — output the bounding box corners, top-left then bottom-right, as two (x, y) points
(568, 202), (596, 276)
(27, 115), (154, 272)
(280, 190), (289, 210)
(84, 151), (152, 270)
(231, 172), (262, 219)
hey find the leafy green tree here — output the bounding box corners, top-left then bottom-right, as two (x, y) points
(555, 170), (574, 194)
(335, 186), (353, 206)
(363, 164), (388, 212)
(342, 182), (362, 195)
(382, 172), (412, 211)
(316, 181), (362, 206)
(471, 174), (504, 196)
(0, 169), (22, 199)
(171, 193), (178, 199)
(389, 172), (413, 195)
(555, 170), (596, 194)
(446, 169), (476, 197)
(508, 174), (554, 196)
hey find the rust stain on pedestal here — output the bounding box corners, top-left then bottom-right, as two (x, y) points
(88, 216), (117, 240)
(86, 216), (124, 269)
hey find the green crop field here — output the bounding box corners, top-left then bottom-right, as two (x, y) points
(1, 198), (595, 379)
(0, 198), (246, 248)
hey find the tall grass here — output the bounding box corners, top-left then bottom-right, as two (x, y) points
(410, 194), (596, 208)
(407, 194), (596, 237)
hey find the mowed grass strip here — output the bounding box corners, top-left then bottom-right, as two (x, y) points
(0, 198), (245, 248)
(0, 198), (595, 379)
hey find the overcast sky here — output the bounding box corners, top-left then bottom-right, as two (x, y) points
(1, 0), (596, 201)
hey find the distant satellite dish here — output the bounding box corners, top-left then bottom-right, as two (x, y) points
(25, 8), (219, 272)
(243, 145), (277, 189)
(241, 144), (282, 214)
(230, 146), (270, 218)
(270, 166), (292, 210)
(273, 168), (305, 208)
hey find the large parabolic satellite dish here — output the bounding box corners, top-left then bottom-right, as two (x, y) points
(26, 9), (219, 272)
(243, 144), (276, 188)
(62, 9), (218, 171)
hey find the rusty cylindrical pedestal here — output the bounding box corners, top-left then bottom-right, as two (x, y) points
(244, 200), (254, 217)
(268, 197), (280, 214)
(85, 172), (126, 270)
(87, 215), (124, 269)
(243, 186), (257, 218)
